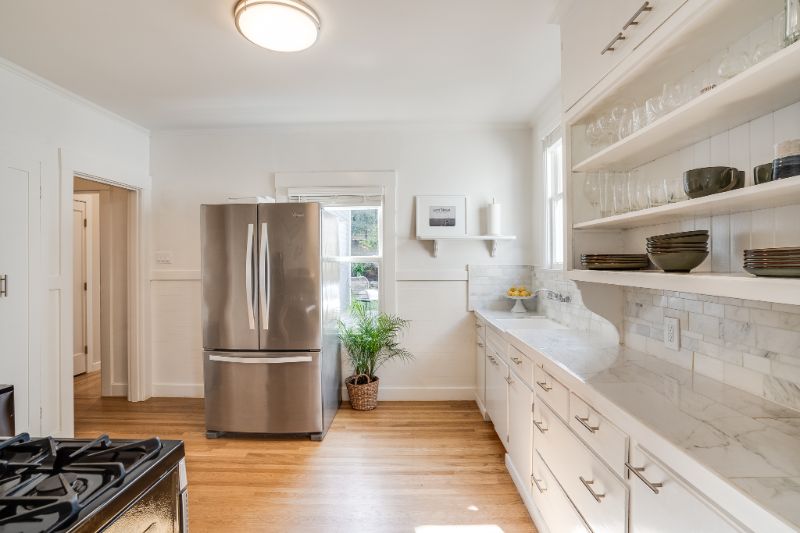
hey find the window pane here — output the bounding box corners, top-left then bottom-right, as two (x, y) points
(344, 262), (380, 314)
(553, 197), (564, 265)
(326, 206), (380, 257)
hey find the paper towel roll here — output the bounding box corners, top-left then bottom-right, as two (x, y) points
(488, 199), (501, 236)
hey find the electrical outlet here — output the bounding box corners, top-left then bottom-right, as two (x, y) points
(664, 317), (680, 351)
(155, 251), (173, 265)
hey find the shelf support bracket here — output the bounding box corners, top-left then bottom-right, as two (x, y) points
(490, 240), (498, 257)
(432, 239), (440, 258)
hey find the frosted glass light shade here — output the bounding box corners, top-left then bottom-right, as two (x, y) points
(235, 0), (320, 52)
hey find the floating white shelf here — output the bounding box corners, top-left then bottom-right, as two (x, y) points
(572, 41), (800, 172)
(573, 176), (800, 230)
(567, 269), (800, 306)
(416, 235), (516, 257)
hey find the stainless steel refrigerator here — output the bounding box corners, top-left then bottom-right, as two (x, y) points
(200, 202), (341, 440)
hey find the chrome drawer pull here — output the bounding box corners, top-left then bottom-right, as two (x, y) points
(505, 376), (513, 385)
(533, 419), (548, 434)
(575, 415), (600, 434)
(536, 380), (552, 392)
(601, 32), (625, 55)
(623, 1), (653, 29)
(580, 477), (606, 503)
(625, 462), (663, 494)
(531, 475), (547, 494)
(477, 341), (485, 347)
(510, 356), (523, 365)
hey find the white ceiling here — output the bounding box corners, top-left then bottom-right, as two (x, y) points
(0, 0), (561, 130)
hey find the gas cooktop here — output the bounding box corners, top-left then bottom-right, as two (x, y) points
(0, 433), (184, 533)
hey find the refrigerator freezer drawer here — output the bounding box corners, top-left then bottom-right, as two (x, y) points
(203, 351), (322, 434)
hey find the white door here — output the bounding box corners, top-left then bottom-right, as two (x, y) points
(0, 161), (38, 433)
(72, 200), (87, 376)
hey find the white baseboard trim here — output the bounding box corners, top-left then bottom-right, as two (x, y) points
(110, 383), (128, 397)
(506, 454), (549, 533)
(88, 361), (101, 373)
(73, 354), (86, 376)
(151, 383), (204, 398)
(340, 386), (476, 401)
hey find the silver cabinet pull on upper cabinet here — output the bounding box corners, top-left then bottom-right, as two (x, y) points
(623, 1), (653, 29)
(0, 275), (7, 298)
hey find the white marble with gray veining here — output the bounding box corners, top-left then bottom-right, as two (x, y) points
(504, 327), (800, 531)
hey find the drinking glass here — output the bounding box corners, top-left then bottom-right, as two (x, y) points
(667, 175), (687, 203)
(787, 0), (800, 46)
(613, 172), (631, 214)
(645, 95), (664, 125)
(631, 105), (646, 133)
(648, 177), (669, 207)
(582, 172), (602, 216)
(717, 45), (750, 80)
(630, 170), (649, 211)
(599, 171), (615, 217)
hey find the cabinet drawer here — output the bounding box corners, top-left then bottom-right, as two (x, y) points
(570, 393), (629, 477)
(534, 368), (569, 421)
(475, 319), (486, 342)
(507, 345), (534, 388)
(537, 402), (628, 533)
(486, 326), (506, 358)
(532, 450), (591, 533)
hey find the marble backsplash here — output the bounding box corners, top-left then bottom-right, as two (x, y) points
(467, 265), (534, 311)
(624, 287), (800, 411)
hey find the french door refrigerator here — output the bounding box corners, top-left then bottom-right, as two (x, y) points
(201, 202), (341, 440)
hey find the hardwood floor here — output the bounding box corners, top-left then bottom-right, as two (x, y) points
(74, 377), (536, 533)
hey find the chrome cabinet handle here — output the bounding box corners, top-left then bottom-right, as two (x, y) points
(580, 477), (606, 503)
(536, 380), (552, 392)
(625, 462), (663, 494)
(510, 356), (523, 365)
(533, 419), (548, 433)
(477, 341), (485, 347)
(601, 32), (626, 55)
(259, 222), (270, 330)
(0, 274), (7, 298)
(575, 415), (600, 434)
(531, 475), (547, 494)
(505, 376), (513, 385)
(623, 1), (653, 29)
(488, 355), (498, 365)
(475, 322), (483, 329)
(244, 224), (255, 330)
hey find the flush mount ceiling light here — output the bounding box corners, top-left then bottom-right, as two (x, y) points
(234, 0), (320, 52)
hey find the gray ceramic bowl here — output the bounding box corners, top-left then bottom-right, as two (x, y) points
(648, 251), (708, 272)
(683, 167), (744, 198)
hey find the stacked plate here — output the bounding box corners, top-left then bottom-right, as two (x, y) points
(744, 247), (800, 277)
(581, 254), (649, 270)
(646, 230), (709, 272)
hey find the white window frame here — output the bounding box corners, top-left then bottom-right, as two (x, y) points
(543, 130), (564, 269)
(275, 171), (398, 313)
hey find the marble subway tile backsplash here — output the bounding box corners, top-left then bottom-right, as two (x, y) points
(624, 288), (800, 411)
(533, 269), (617, 339)
(467, 265), (534, 311)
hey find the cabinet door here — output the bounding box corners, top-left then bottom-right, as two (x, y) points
(486, 352), (509, 447)
(475, 337), (486, 409)
(561, 0), (686, 111)
(507, 373), (533, 482)
(629, 446), (744, 533)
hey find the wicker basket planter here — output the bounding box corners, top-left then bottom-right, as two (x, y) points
(345, 374), (379, 411)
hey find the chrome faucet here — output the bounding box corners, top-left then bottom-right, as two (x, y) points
(533, 288), (571, 303)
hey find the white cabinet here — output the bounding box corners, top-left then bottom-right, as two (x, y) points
(485, 347), (509, 448)
(628, 446), (745, 533)
(507, 371), (533, 483)
(475, 320), (487, 414)
(561, 0), (686, 110)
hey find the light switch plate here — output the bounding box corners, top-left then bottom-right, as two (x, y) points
(155, 251), (173, 265)
(664, 317), (680, 350)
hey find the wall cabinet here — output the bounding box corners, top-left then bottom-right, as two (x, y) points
(628, 446), (744, 533)
(561, 0), (686, 111)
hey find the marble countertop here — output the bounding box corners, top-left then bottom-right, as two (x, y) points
(506, 327), (800, 531)
(474, 309), (542, 323)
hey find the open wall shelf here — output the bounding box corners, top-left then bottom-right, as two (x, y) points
(572, 41), (800, 173)
(416, 235), (516, 257)
(573, 176), (800, 230)
(567, 269), (800, 306)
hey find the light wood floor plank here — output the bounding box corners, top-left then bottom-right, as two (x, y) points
(74, 373), (536, 533)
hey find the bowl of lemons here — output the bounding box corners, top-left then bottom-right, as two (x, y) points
(505, 286), (533, 313)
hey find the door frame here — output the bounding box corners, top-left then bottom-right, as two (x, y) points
(71, 198), (88, 375)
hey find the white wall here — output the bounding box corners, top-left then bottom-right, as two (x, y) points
(149, 123), (533, 399)
(0, 58), (150, 436)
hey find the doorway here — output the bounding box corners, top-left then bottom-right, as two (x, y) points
(72, 176), (132, 400)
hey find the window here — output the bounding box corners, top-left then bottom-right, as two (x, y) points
(544, 131), (564, 268)
(288, 187), (383, 314)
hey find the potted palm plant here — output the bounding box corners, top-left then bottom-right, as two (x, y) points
(338, 301), (412, 411)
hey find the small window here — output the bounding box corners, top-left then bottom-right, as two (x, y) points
(544, 132), (564, 268)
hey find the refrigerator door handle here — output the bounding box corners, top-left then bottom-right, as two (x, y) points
(209, 354), (312, 364)
(245, 223), (255, 330)
(259, 222), (270, 330)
